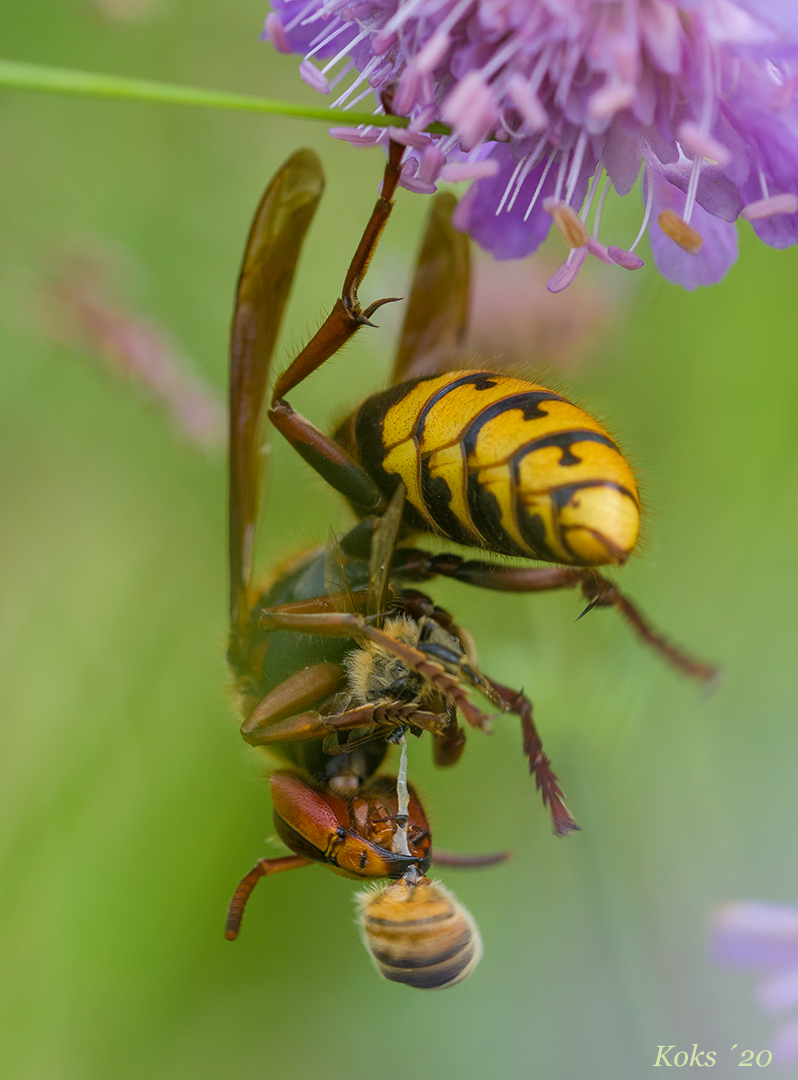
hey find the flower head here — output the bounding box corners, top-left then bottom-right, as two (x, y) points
(712, 901), (798, 1065)
(263, 0), (798, 289)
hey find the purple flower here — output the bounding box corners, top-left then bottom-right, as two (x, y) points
(262, 0), (798, 290)
(712, 902), (798, 1065)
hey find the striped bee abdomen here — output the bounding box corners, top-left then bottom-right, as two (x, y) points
(357, 876), (483, 990)
(341, 371), (641, 566)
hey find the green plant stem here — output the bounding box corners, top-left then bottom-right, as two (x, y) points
(0, 58), (451, 134)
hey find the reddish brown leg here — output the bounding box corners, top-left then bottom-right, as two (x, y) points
(252, 590), (373, 619)
(258, 608), (493, 731)
(225, 855), (311, 940)
(271, 140), (405, 402)
(268, 401), (386, 515)
(579, 573), (719, 686)
(265, 143), (414, 516)
(483, 675), (579, 837)
(243, 698), (446, 748)
(396, 585), (576, 831)
(393, 550), (719, 685)
(432, 850), (512, 868)
(432, 707), (467, 767)
(241, 661), (347, 740)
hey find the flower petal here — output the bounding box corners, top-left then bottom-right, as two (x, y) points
(732, 0), (798, 41)
(651, 159), (744, 222)
(547, 247), (588, 293)
(649, 171), (738, 288)
(602, 123), (643, 195)
(772, 1015), (798, 1066)
(453, 145), (556, 260)
(712, 903), (798, 967)
(266, 0), (798, 289)
(758, 967), (798, 1014)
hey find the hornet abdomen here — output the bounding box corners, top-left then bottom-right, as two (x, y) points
(336, 370), (640, 567)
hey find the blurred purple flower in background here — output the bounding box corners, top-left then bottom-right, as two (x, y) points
(262, 0), (798, 290)
(712, 902), (798, 1065)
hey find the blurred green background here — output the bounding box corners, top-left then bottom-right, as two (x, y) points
(2, 3), (798, 1078)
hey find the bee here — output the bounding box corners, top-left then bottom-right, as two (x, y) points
(260, 141), (716, 685)
(358, 872), (483, 990)
(226, 497), (515, 988)
(225, 151), (568, 988)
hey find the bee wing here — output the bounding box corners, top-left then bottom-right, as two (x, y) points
(391, 192), (470, 386)
(324, 526), (356, 611)
(229, 149), (324, 634)
(367, 482), (406, 618)
(319, 485), (404, 621)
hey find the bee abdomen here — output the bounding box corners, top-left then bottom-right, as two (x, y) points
(357, 876), (483, 989)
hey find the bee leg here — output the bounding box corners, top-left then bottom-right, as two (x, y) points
(432, 850), (512, 869)
(270, 139), (405, 403)
(225, 854), (312, 940)
(397, 587), (574, 829)
(244, 699), (443, 748)
(257, 609), (493, 732)
(393, 550), (719, 686)
(319, 708), (447, 756)
(432, 705), (467, 767)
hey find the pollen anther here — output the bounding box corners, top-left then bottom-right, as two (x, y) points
(741, 194), (798, 221)
(544, 199), (589, 248)
(657, 209), (703, 254)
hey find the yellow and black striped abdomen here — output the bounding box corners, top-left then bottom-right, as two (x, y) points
(340, 371), (640, 567)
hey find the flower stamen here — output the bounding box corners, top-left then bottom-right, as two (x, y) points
(299, 59), (331, 93)
(284, 0), (320, 33)
(547, 246), (588, 293)
(677, 121), (731, 168)
(586, 238), (615, 265)
(587, 81), (635, 121)
(741, 194), (798, 221)
(263, 13), (292, 53)
(496, 158), (525, 216)
(551, 149), (567, 204)
(440, 160), (499, 182)
(630, 169), (654, 252)
(304, 21), (351, 62)
(343, 83), (375, 108)
(441, 70), (498, 149)
(658, 209), (703, 253)
(327, 60), (356, 94)
(417, 145), (446, 184)
(682, 152), (702, 225)
(505, 73), (548, 133)
(592, 179), (612, 240)
(523, 150), (556, 221)
(607, 246), (644, 270)
(330, 56), (380, 108)
(379, 0), (428, 36)
(579, 166), (604, 223)
(543, 198), (589, 248)
(268, 0), (798, 289)
(506, 136), (547, 213)
(564, 130), (588, 206)
(320, 30), (368, 76)
(482, 38), (522, 81)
